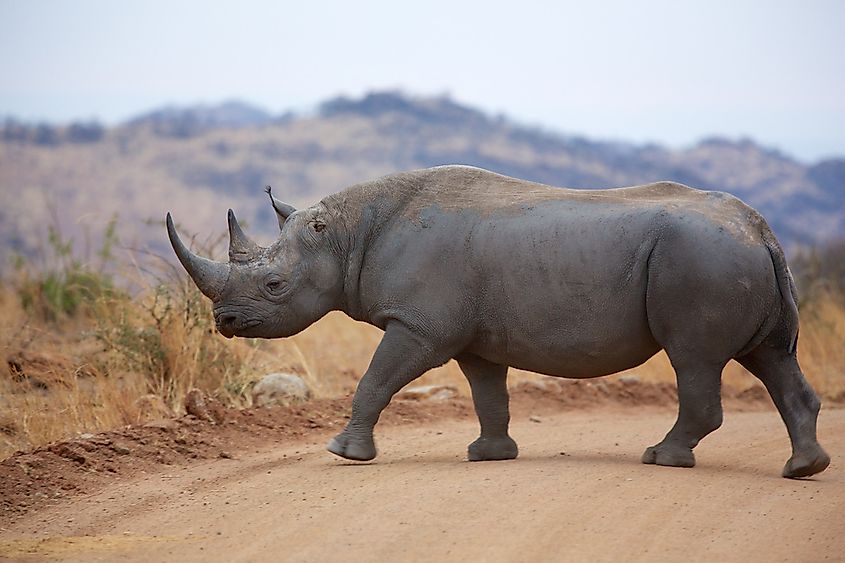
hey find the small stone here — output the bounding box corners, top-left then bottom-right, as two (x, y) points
(218, 451), (233, 459)
(396, 385), (458, 402)
(521, 379), (563, 395)
(50, 444), (86, 464)
(112, 444), (131, 455)
(619, 374), (641, 385)
(144, 419), (177, 431)
(76, 441), (98, 452)
(184, 389), (214, 422)
(184, 388), (227, 423)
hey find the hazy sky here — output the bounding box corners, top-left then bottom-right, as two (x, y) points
(1, 0), (843, 161)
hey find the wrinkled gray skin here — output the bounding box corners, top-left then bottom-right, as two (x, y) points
(167, 165), (830, 478)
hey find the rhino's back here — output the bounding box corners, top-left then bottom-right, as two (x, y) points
(374, 166), (757, 241)
(327, 165), (755, 237)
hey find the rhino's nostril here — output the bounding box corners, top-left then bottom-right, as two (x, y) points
(219, 314), (238, 327)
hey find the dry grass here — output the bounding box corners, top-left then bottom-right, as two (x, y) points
(790, 291), (845, 398)
(2, 271), (845, 460)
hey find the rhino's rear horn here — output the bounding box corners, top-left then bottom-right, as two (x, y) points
(166, 213), (229, 300)
(265, 185), (297, 230)
(227, 209), (262, 261)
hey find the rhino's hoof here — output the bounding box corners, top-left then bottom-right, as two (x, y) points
(782, 444), (830, 479)
(641, 444), (695, 468)
(468, 436), (518, 461)
(327, 432), (377, 461)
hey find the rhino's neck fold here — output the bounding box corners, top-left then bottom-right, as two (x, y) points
(321, 196), (396, 323)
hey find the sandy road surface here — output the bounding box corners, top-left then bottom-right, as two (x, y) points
(2, 407), (843, 562)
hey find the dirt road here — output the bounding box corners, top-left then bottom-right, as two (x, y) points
(2, 407), (843, 562)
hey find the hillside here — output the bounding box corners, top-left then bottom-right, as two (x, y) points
(1, 91), (843, 273)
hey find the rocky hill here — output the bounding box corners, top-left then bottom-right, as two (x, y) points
(1, 91), (843, 273)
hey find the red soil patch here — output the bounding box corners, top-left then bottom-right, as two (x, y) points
(0, 379), (802, 527)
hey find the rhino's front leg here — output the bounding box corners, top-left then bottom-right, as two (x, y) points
(328, 322), (447, 461)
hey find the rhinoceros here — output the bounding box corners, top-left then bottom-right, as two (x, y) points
(166, 165), (829, 478)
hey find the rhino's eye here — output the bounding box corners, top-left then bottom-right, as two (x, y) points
(265, 279), (287, 295)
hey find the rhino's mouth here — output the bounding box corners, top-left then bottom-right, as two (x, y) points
(216, 318), (262, 339)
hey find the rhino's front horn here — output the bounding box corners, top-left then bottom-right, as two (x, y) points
(227, 209), (262, 261)
(265, 186), (297, 230)
(166, 213), (229, 300)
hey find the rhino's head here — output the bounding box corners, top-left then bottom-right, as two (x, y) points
(166, 189), (343, 339)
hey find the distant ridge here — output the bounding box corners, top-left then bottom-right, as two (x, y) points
(320, 91), (490, 126)
(1, 90), (843, 269)
(127, 100), (275, 137)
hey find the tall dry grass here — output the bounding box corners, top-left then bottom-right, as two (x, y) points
(2, 257), (845, 460)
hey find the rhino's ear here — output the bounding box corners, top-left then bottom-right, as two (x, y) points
(265, 186), (297, 231)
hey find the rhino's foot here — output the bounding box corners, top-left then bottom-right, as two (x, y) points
(782, 444), (830, 479)
(468, 436), (518, 461)
(327, 431), (377, 461)
(641, 443), (695, 468)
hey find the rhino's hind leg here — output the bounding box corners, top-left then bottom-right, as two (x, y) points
(738, 346), (830, 479)
(643, 359), (725, 468)
(457, 355), (518, 461)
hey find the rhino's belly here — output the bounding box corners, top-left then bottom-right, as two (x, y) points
(500, 331), (661, 378)
(470, 319), (661, 378)
(466, 276), (661, 378)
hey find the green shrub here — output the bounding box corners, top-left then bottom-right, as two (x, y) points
(13, 219), (119, 321)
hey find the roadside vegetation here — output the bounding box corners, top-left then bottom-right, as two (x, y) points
(1, 227), (844, 459)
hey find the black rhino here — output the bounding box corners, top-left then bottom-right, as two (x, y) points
(167, 165), (830, 478)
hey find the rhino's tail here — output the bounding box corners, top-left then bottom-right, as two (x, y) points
(761, 222), (800, 355)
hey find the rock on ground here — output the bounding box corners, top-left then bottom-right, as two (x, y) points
(184, 389), (226, 423)
(251, 373), (311, 407)
(396, 385), (458, 401)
